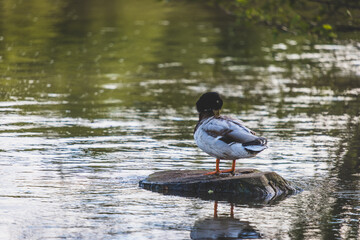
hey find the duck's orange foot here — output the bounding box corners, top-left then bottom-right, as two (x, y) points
(204, 158), (221, 175)
(204, 159), (236, 176)
(204, 170), (220, 175)
(204, 169), (235, 175)
(219, 168), (236, 175)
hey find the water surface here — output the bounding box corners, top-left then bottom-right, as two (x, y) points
(0, 0), (359, 239)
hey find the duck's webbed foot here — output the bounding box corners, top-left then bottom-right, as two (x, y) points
(219, 168), (235, 175)
(204, 158), (220, 175)
(204, 159), (236, 176)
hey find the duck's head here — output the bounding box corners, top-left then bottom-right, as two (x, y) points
(196, 92), (223, 117)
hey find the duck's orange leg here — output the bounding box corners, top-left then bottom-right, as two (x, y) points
(219, 160), (236, 174)
(204, 158), (220, 175)
(214, 201), (218, 218)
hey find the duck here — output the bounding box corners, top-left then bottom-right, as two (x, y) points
(194, 92), (267, 175)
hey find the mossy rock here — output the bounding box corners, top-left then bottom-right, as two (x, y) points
(139, 168), (298, 202)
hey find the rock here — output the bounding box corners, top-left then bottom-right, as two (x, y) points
(139, 168), (299, 202)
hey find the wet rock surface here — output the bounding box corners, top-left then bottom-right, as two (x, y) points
(139, 168), (299, 201)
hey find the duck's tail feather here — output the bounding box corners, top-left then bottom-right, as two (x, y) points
(243, 137), (267, 152)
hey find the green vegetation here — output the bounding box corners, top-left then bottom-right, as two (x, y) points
(207, 0), (360, 39)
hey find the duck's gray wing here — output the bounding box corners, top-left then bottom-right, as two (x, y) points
(203, 116), (266, 146)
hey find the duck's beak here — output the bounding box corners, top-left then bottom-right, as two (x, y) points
(213, 109), (220, 117)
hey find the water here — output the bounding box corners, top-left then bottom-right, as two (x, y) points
(0, 0), (360, 239)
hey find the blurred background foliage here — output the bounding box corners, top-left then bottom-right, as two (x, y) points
(205, 0), (360, 39)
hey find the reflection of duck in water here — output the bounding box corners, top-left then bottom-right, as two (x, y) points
(194, 92), (268, 175)
(190, 202), (262, 239)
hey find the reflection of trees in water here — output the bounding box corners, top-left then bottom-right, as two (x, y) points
(327, 115), (360, 238)
(334, 116), (360, 179)
(289, 114), (360, 239)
